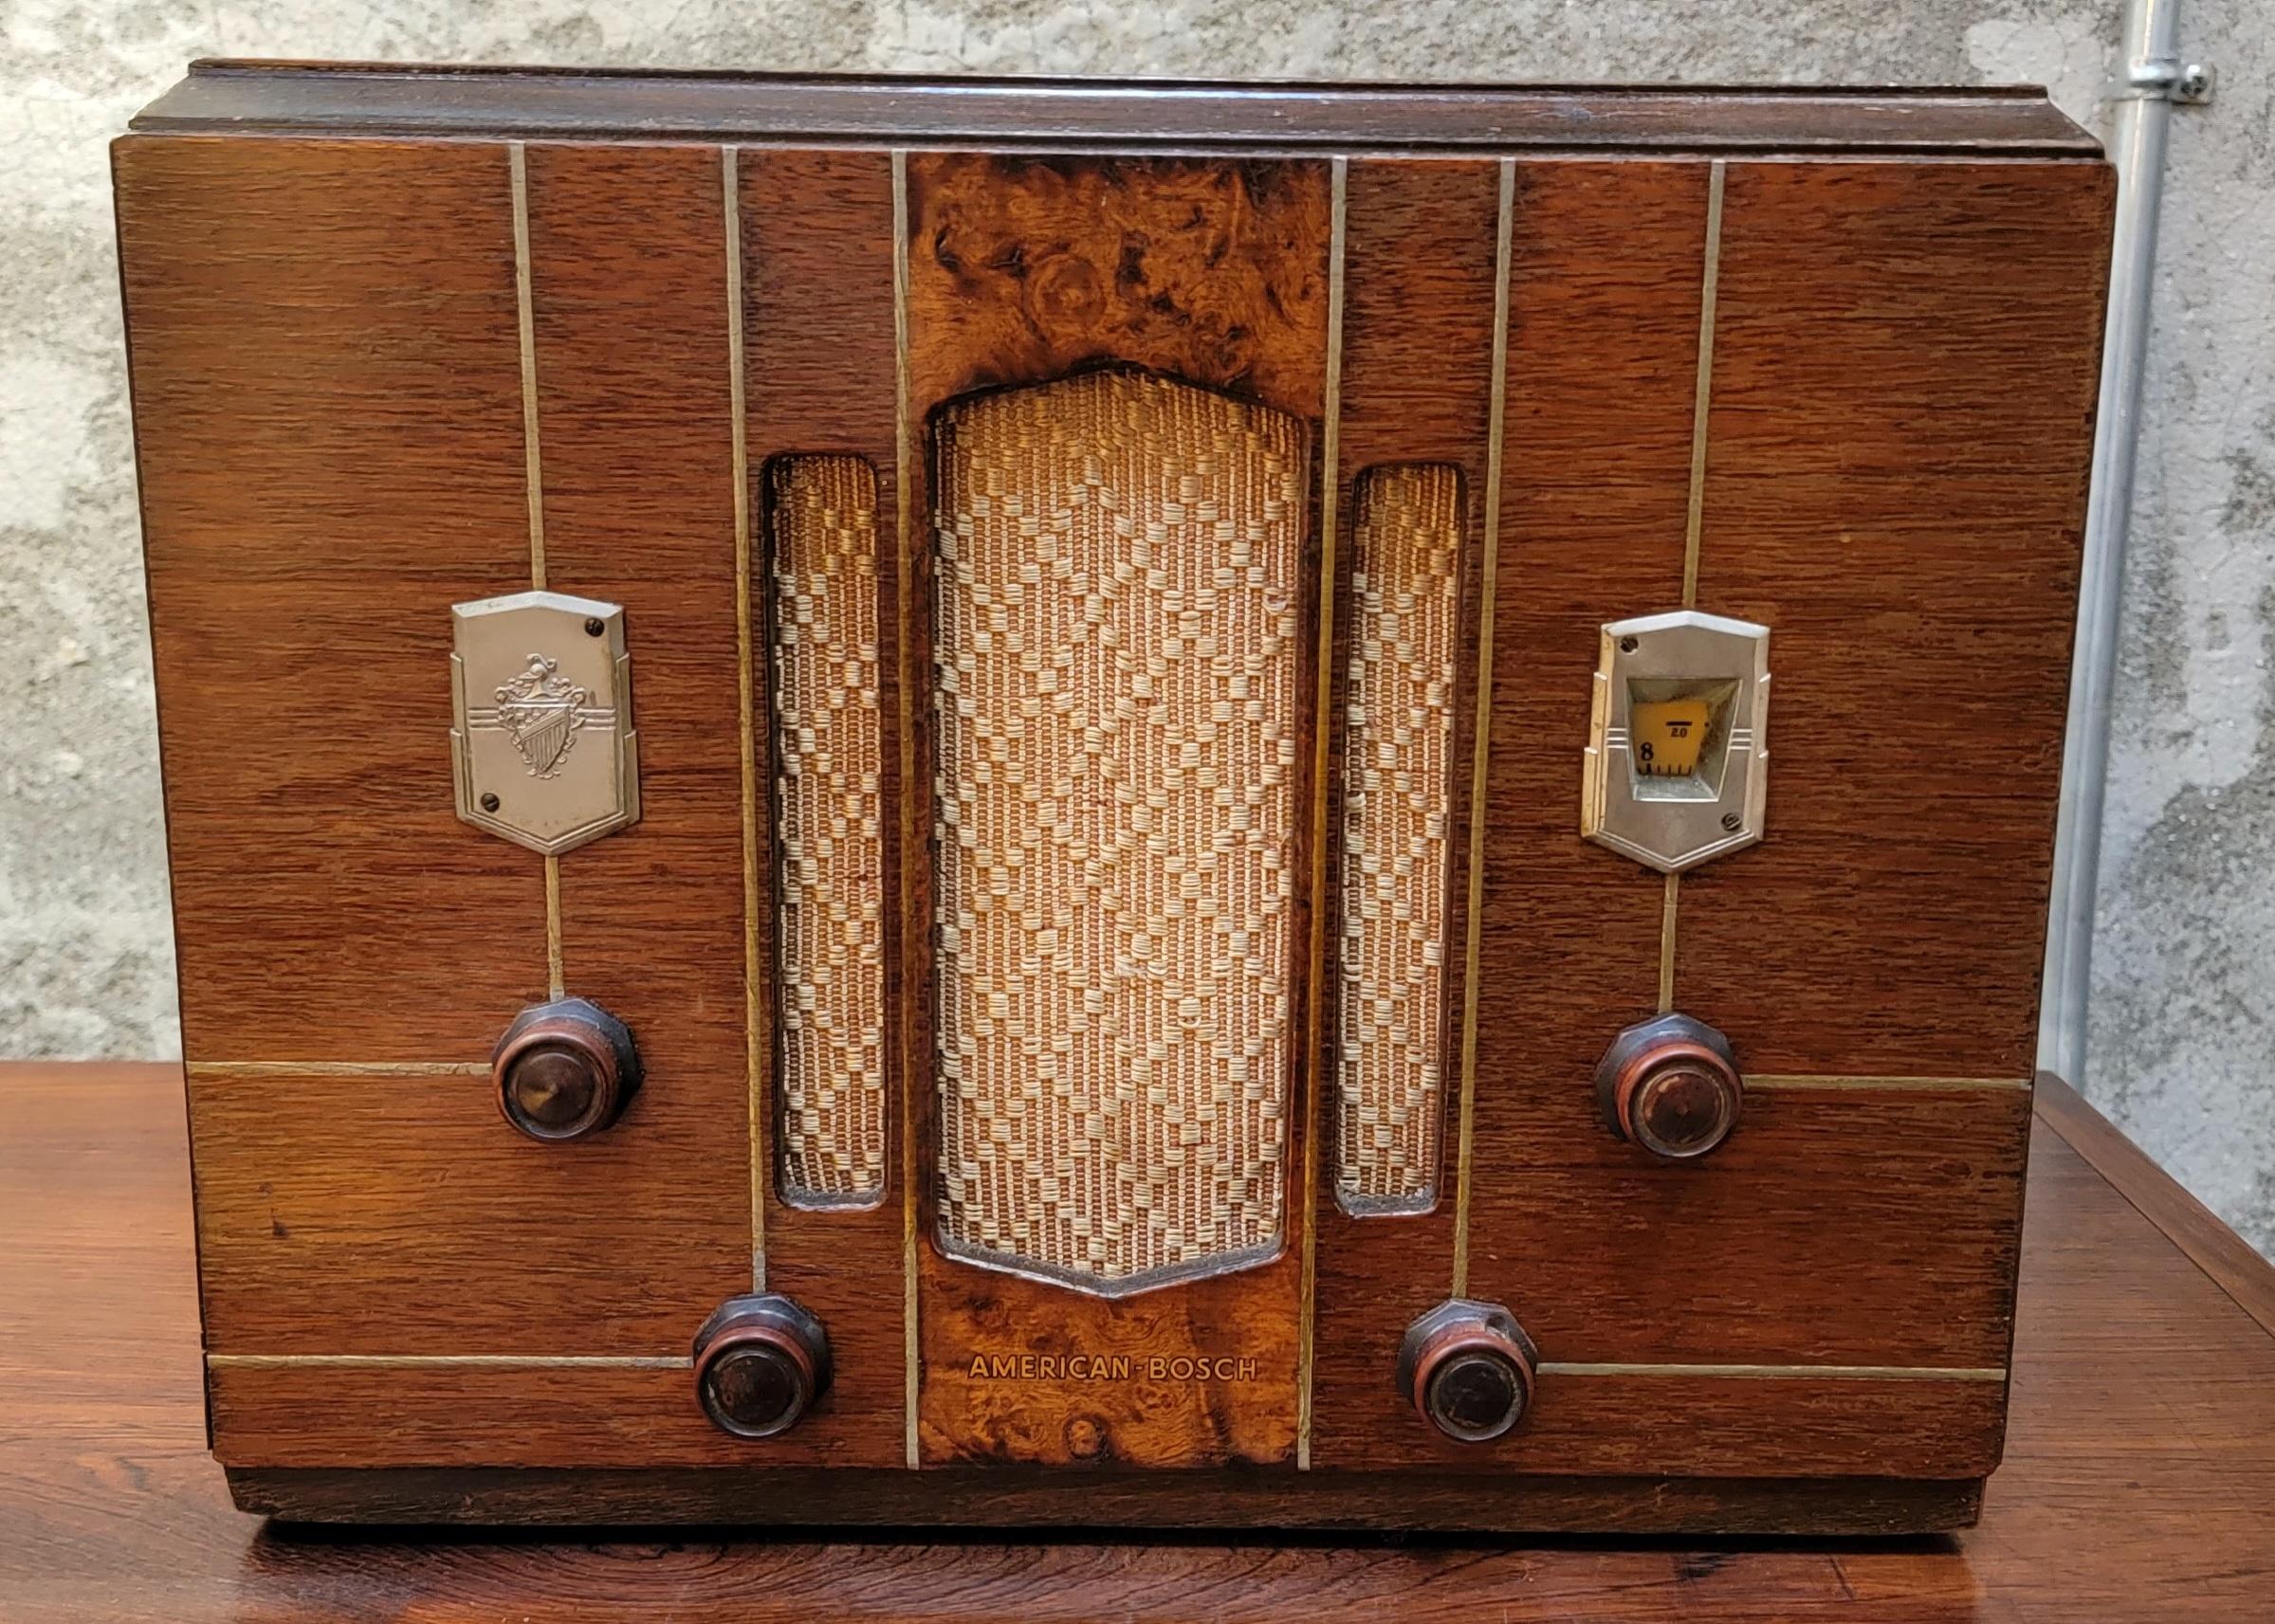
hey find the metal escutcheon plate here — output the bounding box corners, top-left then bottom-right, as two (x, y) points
(450, 591), (639, 856)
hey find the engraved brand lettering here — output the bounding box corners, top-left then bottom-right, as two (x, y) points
(963, 1352), (1259, 1383)
(494, 653), (590, 778)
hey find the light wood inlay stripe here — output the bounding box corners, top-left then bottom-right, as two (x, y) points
(181, 1064), (2027, 1095)
(1654, 158), (1727, 1014)
(1296, 156), (1348, 1475)
(208, 1346), (687, 1355)
(890, 147), (919, 1474)
(725, 145), (767, 1295)
(186, 1062), (490, 1079)
(1450, 159), (1515, 1304)
(508, 140), (548, 593)
(511, 141), (565, 1002)
(542, 854), (564, 999)
(204, 1355), (1995, 1380)
(1747, 1074), (2033, 1093)
(1679, 158), (1725, 613)
(1657, 871), (1680, 1014)
(1539, 1361), (2007, 1382)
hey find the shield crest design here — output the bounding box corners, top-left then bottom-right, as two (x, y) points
(449, 590), (640, 857)
(494, 654), (589, 779)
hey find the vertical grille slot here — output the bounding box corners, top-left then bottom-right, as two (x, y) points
(1335, 465), (1462, 1216)
(769, 454), (889, 1208)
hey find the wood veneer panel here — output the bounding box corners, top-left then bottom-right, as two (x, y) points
(1479, 1085), (2032, 1366)
(518, 138), (753, 1376)
(188, 1067), (745, 1357)
(1464, 157), (1705, 1346)
(116, 136), (544, 1061)
(901, 151), (1330, 419)
(902, 152), (1332, 1468)
(204, 1354), (1996, 1476)
(210, 1360), (771, 1469)
(224, 1465), (1983, 1533)
(739, 144), (907, 1468)
(31, 1059), (2275, 1588)
(1676, 158), (2113, 1079)
(1309, 156), (1500, 1469)
(134, 64), (2103, 156)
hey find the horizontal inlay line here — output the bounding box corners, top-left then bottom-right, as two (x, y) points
(1746, 1075), (2031, 1093)
(1538, 1361), (2007, 1382)
(185, 1066), (2030, 1092)
(208, 1346), (687, 1355)
(187, 1062), (488, 1079)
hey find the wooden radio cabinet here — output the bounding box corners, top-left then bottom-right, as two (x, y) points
(114, 62), (2113, 1533)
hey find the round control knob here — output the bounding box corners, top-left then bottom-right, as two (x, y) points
(1398, 1299), (1537, 1444)
(692, 1294), (833, 1439)
(1594, 1012), (1743, 1162)
(491, 997), (640, 1142)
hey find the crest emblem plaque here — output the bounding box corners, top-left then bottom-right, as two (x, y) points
(449, 591), (639, 856)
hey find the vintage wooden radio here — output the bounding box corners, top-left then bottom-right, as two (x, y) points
(114, 63), (2112, 1533)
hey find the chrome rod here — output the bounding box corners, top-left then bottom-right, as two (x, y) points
(2039, 0), (2187, 1085)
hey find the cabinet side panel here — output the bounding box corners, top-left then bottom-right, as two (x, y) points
(117, 135), (544, 1061)
(740, 144), (908, 1468)
(1677, 158), (2113, 1075)
(520, 136), (754, 1376)
(1310, 155), (1500, 1470)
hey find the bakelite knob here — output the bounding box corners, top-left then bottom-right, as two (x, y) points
(1594, 1012), (1743, 1162)
(492, 997), (640, 1142)
(1399, 1300), (1538, 1444)
(693, 1294), (833, 1439)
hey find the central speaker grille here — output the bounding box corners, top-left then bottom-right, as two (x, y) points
(930, 370), (1305, 1294)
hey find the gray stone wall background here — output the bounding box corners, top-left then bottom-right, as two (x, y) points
(4, 2), (2269, 1248)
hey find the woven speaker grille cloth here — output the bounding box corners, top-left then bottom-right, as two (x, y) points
(1334, 465), (1461, 1214)
(770, 456), (888, 1207)
(931, 371), (1304, 1291)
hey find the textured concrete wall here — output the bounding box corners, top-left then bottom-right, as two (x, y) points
(6, 3), (2268, 1247)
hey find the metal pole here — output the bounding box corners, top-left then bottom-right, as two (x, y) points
(2037, 0), (2204, 1085)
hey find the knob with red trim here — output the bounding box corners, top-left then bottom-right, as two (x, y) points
(692, 1294), (833, 1439)
(491, 996), (640, 1142)
(1594, 1012), (1743, 1162)
(1398, 1299), (1538, 1444)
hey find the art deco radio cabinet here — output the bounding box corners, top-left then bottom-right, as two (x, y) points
(114, 63), (2113, 1532)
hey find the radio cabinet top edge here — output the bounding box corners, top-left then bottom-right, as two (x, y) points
(128, 60), (2103, 155)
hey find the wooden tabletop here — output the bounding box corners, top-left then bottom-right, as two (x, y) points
(4, 1063), (2272, 1621)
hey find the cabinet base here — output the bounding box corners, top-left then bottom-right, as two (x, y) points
(227, 1467), (1983, 1536)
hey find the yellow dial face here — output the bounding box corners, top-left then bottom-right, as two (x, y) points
(1630, 697), (1713, 777)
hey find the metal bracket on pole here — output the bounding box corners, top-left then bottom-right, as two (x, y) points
(2111, 55), (2216, 104)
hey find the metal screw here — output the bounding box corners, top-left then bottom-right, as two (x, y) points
(584, 617), (605, 637)
(480, 793), (501, 812)
(2175, 63), (2215, 104)
(1720, 812), (1742, 831)
(1619, 636), (1640, 654)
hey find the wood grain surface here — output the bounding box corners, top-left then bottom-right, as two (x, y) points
(1676, 157), (2111, 1079)
(9, 1061), (2275, 1619)
(1308, 155), (1498, 1470)
(128, 63), (2104, 155)
(900, 152), (1332, 1469)
(186, 1064), (743, 1359)
(738, 143), (910, 1469)
(117, 136), (546, 1061)
(118, 125), (2111, 1491)
(521, 139), (755, 1353)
